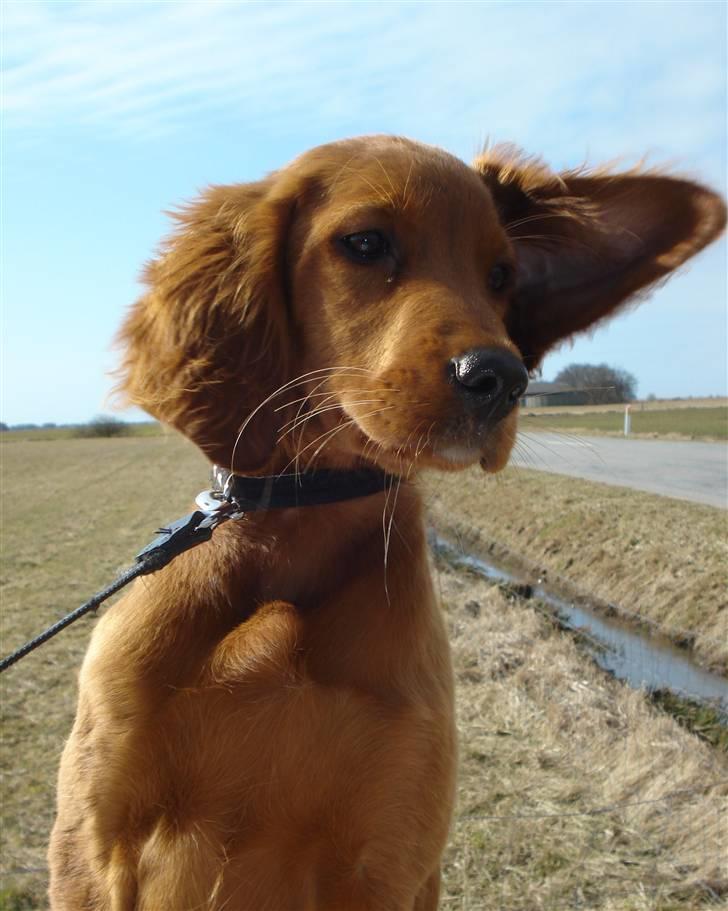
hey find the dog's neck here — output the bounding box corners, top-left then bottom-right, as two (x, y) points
(219, 475), (424, 609)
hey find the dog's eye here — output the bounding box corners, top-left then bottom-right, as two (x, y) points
(340, 231), (390, 263)
(488, 263), (513, 293)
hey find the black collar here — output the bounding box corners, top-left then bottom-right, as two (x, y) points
(211, 465), (398, 512)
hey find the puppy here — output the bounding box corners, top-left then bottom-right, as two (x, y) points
(49, 136), (725, 910)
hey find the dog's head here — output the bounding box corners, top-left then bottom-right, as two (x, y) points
(118, 136), (725, 475)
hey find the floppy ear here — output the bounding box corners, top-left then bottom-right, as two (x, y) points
(474, 146), (726, 370)
(117, 179), (296, 470)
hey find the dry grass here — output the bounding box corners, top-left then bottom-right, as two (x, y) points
(422, 467), (728, 675)
(1, 435), (726, 909)
(1, 435), (207, 909)
(437, 564), (727, 910)
(0, 422), (162, 444)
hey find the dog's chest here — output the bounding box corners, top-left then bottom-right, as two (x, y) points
(111, 622), (450, 907)
(174, 590), (456, 812)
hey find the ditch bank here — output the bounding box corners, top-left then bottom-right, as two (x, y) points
(430, 530), (728, 734)
(422, 466), (728, 674)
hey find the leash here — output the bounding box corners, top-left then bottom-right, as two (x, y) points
(0, 466), (392, 674)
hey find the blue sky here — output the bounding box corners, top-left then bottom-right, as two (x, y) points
(2, 0), (726, 425)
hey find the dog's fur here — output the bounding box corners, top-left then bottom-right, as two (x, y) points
(49, 136), (725, 910)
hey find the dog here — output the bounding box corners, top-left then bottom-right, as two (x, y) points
(48, 136), (725, 910)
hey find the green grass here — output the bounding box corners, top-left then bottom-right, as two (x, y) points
(649, 691), (728, 751)
(0, 889), (37, 911)
(520, 406), (728, 439)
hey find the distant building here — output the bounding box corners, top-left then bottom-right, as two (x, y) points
(520, 381), (589, 408)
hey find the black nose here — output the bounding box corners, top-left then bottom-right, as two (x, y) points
(449, 347), (528, 419)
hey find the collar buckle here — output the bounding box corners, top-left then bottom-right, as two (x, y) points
(195, 483), (246, 525)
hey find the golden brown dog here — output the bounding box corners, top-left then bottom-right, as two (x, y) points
(49, 136), (725, 910)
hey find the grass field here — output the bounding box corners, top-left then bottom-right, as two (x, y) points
(519, 406), (728, 440)
(522, 397), (727, 415)
(438, 564), (727, 910)
(1, 435), (726, 909)
(0, 422), (162, 443)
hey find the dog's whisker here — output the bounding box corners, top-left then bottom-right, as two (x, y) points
(510, 424), (553, 465)
(406, 438), (422, 478)
(518, 425), (595, 455)
(273, 386), (390, 413)
(276, 391), (393, 429)
(381, 473), (395, 605)
(284, 391), (342, 450)
(373, 155), (399, 206)
(290, 374), (343, 476)
(382, 473), (403, 606)
(337, 163), (396, 209)
(291, 406), (396, 474)
(230, 366), (374, 472)
(513, 441), (538, 469)
(360, 433), (381, 466)
(504, 210), (584, 230)
(395, 422), (422, 458)
(392, 420), (428, 469)
(401, 159), (415, 212)
(294, 419), (361, 475)
(282, 378), (398, 477)
(281, 417), (359, 476)
(277, 400), (387, 440)
(417, 420), (437, 458)
(504, 420), (540, 469)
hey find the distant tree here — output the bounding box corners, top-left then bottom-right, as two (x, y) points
(76, 415), (130, 438)
(0, 422), (7, 432)
(553, 363), (637, 404)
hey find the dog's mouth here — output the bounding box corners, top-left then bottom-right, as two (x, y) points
(347, 407), (519, 476)
(321, 349), (525, 475)
(432, 441), (484, 467)
(295, 368), (522, 477)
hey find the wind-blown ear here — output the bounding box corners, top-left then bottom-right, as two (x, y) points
(116, 179), (295, 470)
(474, 146), (726, 370)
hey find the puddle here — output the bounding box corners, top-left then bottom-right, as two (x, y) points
(430, 532), (728, 717)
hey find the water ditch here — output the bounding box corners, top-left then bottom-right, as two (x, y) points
(430, 531), (728, 718)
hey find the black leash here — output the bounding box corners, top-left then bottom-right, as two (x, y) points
(0, 466), (393, 674)
(1, 564), (149, 673)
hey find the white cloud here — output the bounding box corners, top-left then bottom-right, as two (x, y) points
(2, 0), (724, 182)
(3, 1), (402, 137)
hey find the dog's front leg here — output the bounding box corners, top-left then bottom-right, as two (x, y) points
(413, 868), (440, 910)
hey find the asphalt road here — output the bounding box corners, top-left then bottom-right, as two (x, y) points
(511, 432), (728, 509)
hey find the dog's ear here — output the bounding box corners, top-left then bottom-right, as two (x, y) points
(474, 146), (726, 370)
(117, 178), (298, 470)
